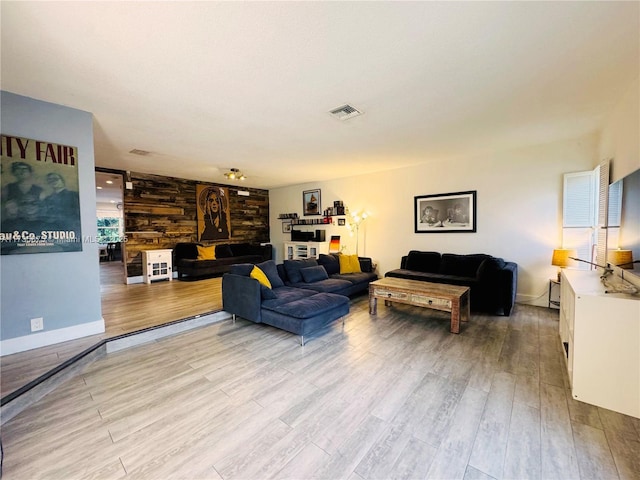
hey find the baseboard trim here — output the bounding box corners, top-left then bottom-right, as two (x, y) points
(0, 319), (106, 357)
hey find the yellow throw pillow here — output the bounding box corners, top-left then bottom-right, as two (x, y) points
(339, 254), (362, 274)
(250, 265), (272, 289)
(196, 245), (216, 260)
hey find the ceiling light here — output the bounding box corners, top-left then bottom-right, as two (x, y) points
(224, 168), (246, 181)
(106, 180), (113, 184)
(97, 186), (103, 190)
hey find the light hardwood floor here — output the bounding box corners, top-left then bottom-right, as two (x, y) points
(1, 262), (223, 397)
(2, 297), (639, 480)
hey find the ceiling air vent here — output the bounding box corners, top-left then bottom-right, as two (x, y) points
(329, 104), (363, 121)
(129, 149), (151, 156)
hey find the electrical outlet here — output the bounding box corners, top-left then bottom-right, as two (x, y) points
(30, 317), (44, 332)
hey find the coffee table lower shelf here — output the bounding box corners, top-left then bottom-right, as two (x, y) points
(369, 277), (470, 333)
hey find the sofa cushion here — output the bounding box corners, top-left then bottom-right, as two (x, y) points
(229, 263), (255, 276)
(230, 243), (254, 256)
(318, 254), (340, 275)
(262, 292), (349, 320)
(339, 254), (361, 274)
(440, 254), (488, 278)
(260, 284), (278, 300)
(284, 259), (318, 284)
(250, 265), (272, 288)
(405, 251), (441, 272)
(196, 245), (216, 260)
(215, 244), (234, 258)
(288, 278), (352, 294)
(331, 271), (378, 285)
(175, 242), (200, 260)
(256, 260), (285, 288)
(301, 265), (329, 283)
(261, 286), (318, 308)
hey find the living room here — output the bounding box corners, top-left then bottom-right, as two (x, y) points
(1, 2), (639, 478)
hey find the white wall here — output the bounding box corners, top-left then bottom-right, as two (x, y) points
(0, 92), (104, 355)
(270, 134), (597, 306)
(599, 77), (640, 182)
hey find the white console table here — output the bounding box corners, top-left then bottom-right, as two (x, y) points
(559, 269), (639, 418)
(142, 249), (173, 284)
(284, 242), (328, 260)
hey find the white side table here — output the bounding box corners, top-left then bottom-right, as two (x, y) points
(142, 249), (173, 284)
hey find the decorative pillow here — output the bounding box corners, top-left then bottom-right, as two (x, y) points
(284, 259), (318, 283)
(300, 265), (329, 283)
(229, 263), (254, 276)
(260, 284), (277, 300)
(256, 260), (284, 288)
(339, 254), (362, 274)
(215, 244), (234, 258)
(196, 245), (216, 260)
(318, 254), (340, 276)
(250, 265), (272, 289)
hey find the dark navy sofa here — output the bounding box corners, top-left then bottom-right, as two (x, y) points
(385, 251), (517, 315)
(222, 256), (377, 345)
(174, 242), (272, 279)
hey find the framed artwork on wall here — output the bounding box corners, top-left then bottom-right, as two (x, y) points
(197, 184), (231, 241)
(414, 190), (477, 233)
(303, 189), (321, 216)
(282, 219), (292, 233)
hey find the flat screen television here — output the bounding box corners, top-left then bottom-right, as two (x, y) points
(608, 167), (640, 274)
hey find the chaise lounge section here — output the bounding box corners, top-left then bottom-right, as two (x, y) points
(222, 260), (350, 345)
(385, 251), (517, 315)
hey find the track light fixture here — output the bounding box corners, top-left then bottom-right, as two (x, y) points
(224, 168), (246, 181)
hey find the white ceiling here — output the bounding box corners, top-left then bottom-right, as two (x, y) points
(2, 1), (638, 190)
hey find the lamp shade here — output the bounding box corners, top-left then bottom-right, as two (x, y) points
(551, 249), (576, 267)
(607, 249), (634, 269)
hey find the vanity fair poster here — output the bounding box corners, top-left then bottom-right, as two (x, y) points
(1, 134), (82, 254)
(197, 184), (231, 241)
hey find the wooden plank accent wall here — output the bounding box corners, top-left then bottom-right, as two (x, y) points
(123, 171), (269, 278)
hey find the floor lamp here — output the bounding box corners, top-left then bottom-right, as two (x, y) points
(349, 211), (368, 256)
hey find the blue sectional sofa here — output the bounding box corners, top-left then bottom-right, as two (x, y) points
(222, 255), (377, 345)
(385, 251), (517, 315)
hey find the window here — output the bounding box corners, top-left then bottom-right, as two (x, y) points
(563, 167), (599, 269)
(97, 216), (123, 243)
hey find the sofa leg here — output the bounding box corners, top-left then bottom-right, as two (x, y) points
(232, 314), (236, 323)
(300, 335), (305, 346)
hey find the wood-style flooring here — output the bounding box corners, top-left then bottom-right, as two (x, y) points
(1, 262), (223, 397)
(2, 297), (639, 480)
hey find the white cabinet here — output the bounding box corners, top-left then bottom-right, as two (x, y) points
(142, 249), (173, 283)
(284, 242), (328, 260)
(560, 269), (640, 418)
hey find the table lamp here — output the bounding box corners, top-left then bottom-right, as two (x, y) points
(552, 248), (576, 281)
(607, 249), (634, 269)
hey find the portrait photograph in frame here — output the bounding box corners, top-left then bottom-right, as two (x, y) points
(414, 190), (477, 233)
(303, 189), (321, 216)
(282, 219), (292, 233)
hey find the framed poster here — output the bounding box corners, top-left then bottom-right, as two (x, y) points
(303, 189), (321, 216)
(197, 184), (231, 241)
(414, 190), (476, 233)
(1, 134), (82, 254)
(282, 219), (292, 233)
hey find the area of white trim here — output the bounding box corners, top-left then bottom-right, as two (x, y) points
(125, 272), (178, 284)
(0, 319), (106, 356)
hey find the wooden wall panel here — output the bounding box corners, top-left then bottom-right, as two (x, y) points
(123, 172), (269, 278)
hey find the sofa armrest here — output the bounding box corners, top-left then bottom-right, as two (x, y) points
(400, 255), (409, 269)
(222, 273), (262, 323)
(499, 262), (518, 316)
(261, 244), (273, 261)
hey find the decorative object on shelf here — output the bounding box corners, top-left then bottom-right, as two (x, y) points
(329, 235), (341, 253)
(277, 213), (298, 219)
(282, 219), (292, 233)
(303, 189), (321, 216)
(414, 191), (477, 233)
(197, 184), (231, 241)
(569, 256), (638, 295)
(338, 218), (346, 226)
(349, 210), (369, 256)
(223, 168), (246, 181)
(551, 248), (577, 281)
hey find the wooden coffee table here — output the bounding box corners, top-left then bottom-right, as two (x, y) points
(369, 277), (470, 333)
